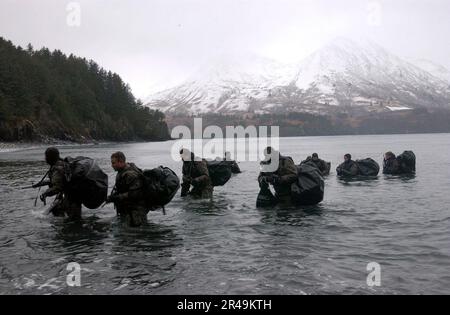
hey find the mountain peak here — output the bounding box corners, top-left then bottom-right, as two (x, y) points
(146, 38), (450, 115)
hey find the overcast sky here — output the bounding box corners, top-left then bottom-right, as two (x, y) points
(1, 0), (449, 99)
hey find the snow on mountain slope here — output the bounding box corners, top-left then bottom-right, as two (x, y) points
(282, 38), (450, 111)
(410, 59), (450, 83)
(146, 38), (450, 114)
(146, 53), (296, 114)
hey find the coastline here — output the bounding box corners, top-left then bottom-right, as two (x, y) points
(0, 138), (173, 154)
(0, 141), (104, 153)
(0, 142), (43, 153)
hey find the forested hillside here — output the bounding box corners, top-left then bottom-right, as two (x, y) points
(0, 37), (170, 142)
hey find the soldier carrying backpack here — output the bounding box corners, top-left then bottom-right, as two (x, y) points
(180, 149), (214, 199)
(107, 152), (148, 227)
(38, 147), (82, 220)
(33, 147), (108, 220)
(383, 151), (416, 175)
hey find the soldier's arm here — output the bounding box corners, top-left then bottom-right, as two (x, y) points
(393, 160), (401, 174)
(349, 163), (359, 176)
(386, 160), (401, 174)
(339, 164), (355, 176)
(383, 160), (392, 174)
(181, 164), (192, 184)
(383, 159), (397, 174)
(191, 161), (209, 184)
(42, 167), (65, 197)
(279, 160), (298, 185)
(116, 174), (143, 201)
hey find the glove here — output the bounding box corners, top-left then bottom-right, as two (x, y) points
(106, 194), (120, 204)
(265, 174), (275, 184)
(271, 175), (280, 185)
(258, 176), (268, 188)
(40, 193), (47, 203)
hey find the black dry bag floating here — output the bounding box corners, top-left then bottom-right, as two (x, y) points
(397, 151), (416, 173)
(291, 164), (325, 206)
(300, 160), (319, 169)
(228, 160), (241, 174)
(206, 160), (232, 187)
(356, 158), (380, 176)
(64, 157), (108, 209)
(300, 159), (331, 176)
(142, 166), (180, 209)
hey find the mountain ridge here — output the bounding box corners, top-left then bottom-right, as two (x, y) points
(146, 38), (450, 115)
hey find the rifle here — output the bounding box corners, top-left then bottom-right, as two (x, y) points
(101, 186), (118, 215)
(21, 181), (51, 190)
(20, 170), (50, 207)
(22, 170), (50, 190)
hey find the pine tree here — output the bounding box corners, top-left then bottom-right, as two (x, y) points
(0, 37), (170, 142)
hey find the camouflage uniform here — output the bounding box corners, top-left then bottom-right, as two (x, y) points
(383, 157), (401, 175)
(258, 155), (298, 204)
(43, 159), (82, 220)
(336, 160), (359, 177)
(181, 159), (213, 199)
(114, 163), (148, 227)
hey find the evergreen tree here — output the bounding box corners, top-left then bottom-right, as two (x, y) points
(0, 37), (170, 142)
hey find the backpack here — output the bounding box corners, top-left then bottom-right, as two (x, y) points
(228, 160), (241, 174)
(300, 159), (319, 169)
(397, 151), (416, 173)
(300, 159), (331, 176)
(291, 163), (325, 206)
(355, 158), (380, 176)
(64, 157), (108, 209)
(141, 166), (180, 210)
(205, 160), (232, 187)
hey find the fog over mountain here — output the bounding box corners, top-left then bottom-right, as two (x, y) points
(146, 38), (450, 115)
(2, 0), (450, 99)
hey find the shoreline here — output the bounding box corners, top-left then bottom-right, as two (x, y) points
(2, 132), (450, 153)
(0, 138), (173, 153)
(0, 142), (43, 153)
(0, 141), (106, 153)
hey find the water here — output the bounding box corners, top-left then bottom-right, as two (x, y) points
(0, 134), (449, 295)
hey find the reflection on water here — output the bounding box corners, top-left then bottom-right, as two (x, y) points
(180, 194), (233, 216)
(258, 205), (324, 226)
(383, 173), (417, 182)
(337, 176), (380, 184)
(1, 134), (450, 294)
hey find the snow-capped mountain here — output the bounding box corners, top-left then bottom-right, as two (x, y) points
(409, 59), (450, 83)
(145, 53), (296, 114)
(146, 38), (450, 115)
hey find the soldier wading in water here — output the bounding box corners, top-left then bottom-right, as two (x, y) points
(107, 152), (149, 227)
